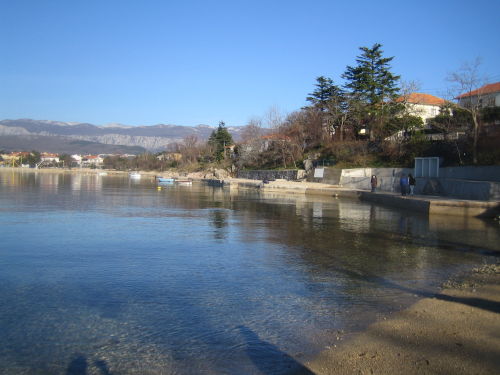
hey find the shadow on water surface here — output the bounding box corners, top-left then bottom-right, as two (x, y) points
(66, 355), (87, 375)
(317, 254), (500, 315)
(238, 326), (315, 375)
(94, 360), (113, 375)
(66, 355), (113, 375)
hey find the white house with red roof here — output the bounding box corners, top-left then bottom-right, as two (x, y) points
(456, 82), (500, 109)
(396, 92), (447, 122)
(40, 152), (60, 163)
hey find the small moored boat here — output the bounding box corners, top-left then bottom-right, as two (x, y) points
(129, 172), (141, 179)
(158, 177), (175, 183)
(175, 179), (192, 185)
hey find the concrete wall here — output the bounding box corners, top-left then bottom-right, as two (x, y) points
(239, 166), (500, 200)
(315, 166), (500, 200)
(338, 167), (413, 193)
(308, 167), (342, 185)
(416, 178), (500, 201)
(439, 166), (500, 182)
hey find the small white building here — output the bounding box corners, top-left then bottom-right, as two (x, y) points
(81, 155), (104, 167)
(40, 153), (60, 163)
(71, 154), (83, 165)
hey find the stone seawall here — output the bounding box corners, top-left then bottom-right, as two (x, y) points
(237, 170), (300, 181)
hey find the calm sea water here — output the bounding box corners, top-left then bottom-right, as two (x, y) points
(0, 170), (498, 375)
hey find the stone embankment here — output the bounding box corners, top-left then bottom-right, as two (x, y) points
(5, 167), (498, 217)
(202, 177), (500, 218)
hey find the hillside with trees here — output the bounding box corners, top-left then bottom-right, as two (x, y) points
(4, 43), (498, 173)
(105, 44), (498, 173)
(227, 44), (499, 171)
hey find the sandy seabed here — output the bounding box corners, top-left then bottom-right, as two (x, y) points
(303, 264), (500, 375)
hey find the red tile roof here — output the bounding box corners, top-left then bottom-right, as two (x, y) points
(261, 133), (291, 142)
(396, 93), (446, 106)
(457, 82), (500, 99)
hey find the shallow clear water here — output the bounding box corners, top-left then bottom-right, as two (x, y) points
(0, 170), (498, 374)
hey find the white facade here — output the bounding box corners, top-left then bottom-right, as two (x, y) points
(458, 91), (500, 108)
(40, 154), (60, 163)
(71, 154), (82, 165)
(457, 82), (500, 109)
(405, 102), (442, 122)
(81, 155), (104, 167)
(398, 93), (447, 123)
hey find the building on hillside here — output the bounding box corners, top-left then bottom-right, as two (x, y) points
(71, 154), (83, 166)
(385, 93), (452, 142)
(121, 154), (137, 159)
(396, 92), (447, 122)
(456, 82), (500, 109)
(40, 153), (60, 163)
(157, 152), (182, 162)
(81, 155), (104, 167)
(260, 133), (293, 150)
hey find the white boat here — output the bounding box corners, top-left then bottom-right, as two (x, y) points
(175, 179), (192, 185)
(129, 172), (141, 179)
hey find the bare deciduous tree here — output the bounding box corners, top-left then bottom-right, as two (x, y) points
(447, 58), (487, 164)
(241, 117), (264, 143)
(265, 106), (284, 129)
(180, 134), (200, 164)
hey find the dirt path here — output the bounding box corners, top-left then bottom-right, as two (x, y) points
(303, 264), (500, 375)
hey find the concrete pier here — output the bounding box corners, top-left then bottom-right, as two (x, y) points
(210, 178), (500, 218)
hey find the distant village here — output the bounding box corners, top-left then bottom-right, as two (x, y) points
(0, 152), (132, 169)
(0, 151), (184, 170)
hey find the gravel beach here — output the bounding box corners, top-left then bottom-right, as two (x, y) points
(303, 264), (500, 375)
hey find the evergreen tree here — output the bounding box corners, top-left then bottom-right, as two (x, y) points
(342, 43), (401, 139)
(305, 76), (349, 143)
(306, 76), (343, 112)
(208, 121), (233, 162)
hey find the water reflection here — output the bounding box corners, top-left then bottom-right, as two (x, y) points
(209, 209), (230, 240)
(0, 170), (498, 375)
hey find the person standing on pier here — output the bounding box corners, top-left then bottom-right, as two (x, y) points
(370, 175), (378, 192)
(408, 173), (416, 195)
(400, 174), (409, 196)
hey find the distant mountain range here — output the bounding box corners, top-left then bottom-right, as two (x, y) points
(0, 119), (245, 154)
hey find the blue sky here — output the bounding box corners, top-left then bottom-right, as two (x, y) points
(1, 0), (499, 127)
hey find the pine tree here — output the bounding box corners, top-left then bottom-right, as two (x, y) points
(306, 76), (343, 112)
(342, 43), (401, 139)
(209, 121), (233, 162)
(304, 76), (348, 142)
